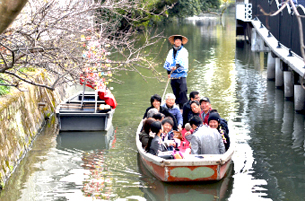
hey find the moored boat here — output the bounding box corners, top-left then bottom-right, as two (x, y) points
(56, 67), (117, 131)
(56, 91), (115, 131)
(136, 120), (234, 182)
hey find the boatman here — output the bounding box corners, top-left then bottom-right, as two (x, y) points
(163, 35), (189, 110)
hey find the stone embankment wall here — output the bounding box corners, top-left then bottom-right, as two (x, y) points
(0, 77), (65, 189)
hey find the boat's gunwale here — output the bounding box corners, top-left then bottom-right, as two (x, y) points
(57, 109), (115, 116)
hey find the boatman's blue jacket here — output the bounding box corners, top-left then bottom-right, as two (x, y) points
(163, 46), (189, 78)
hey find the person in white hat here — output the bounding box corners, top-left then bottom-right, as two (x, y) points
(163, 35), (189, 110)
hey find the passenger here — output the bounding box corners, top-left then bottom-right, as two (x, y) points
(208, 112), (230, 151)
(210, 109), (229, 136)
(182, 91), (200, 127)
(161, 117), (178, 151)
(139, 118), (156, 149)
(143, 94), (178, 130)
(173, 131), (182, 148)
(186, 116), (225, 155)
(162, 93), (183, 131)
(152, 113), (165, 121)
(187, 100), (201, 124)
(146, 121), (167, 156)
(200, 97), (212, 125)
(146, 108), (158, 118)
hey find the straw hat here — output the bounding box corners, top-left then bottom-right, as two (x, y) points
(168, 35), (188, 45)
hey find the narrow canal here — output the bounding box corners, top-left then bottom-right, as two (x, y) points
(1, 12), (305, 201)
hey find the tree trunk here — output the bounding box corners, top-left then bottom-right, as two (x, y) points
(0, 0), (28, 34)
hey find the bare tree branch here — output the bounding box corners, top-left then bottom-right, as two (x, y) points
(0, 0), (169, 91)
(5, 71), (54, 90)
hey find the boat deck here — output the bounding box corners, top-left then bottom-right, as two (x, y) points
(58, 92), (111, 113)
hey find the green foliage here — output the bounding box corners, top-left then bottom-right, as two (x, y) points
(119, 0), (221, 28)
(200, 0), (221, 11)
(168, 0), (221, 18)
(94, 0), (221, 31)
(19, 67), (36, 73)
(0, 79), (10, 96)
(94, 0), (177, 31)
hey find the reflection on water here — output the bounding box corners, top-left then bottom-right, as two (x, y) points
(234, 40), (305, 200)
(0, 118), (117, 201)
(56, 125), (116, 151)
(56, 126), (117, 199)
(1, 12), (305, 201)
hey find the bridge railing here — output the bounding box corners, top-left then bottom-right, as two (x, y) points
(250, 0), (305, 58)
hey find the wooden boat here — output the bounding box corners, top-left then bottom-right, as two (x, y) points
(136, 120), (234, 182)
(56, 91), (115, 131)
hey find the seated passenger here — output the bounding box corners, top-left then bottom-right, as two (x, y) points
(182, 91), (200, 128)
(187, 100), (201, 124)
(143, 94), (178, 130)
(200, 97), (213, 125)
(146, 108), (158, 118)
(146, 121), (167, 155)
(152, 113), (165, 121)
(139, 118), (156, 149)
(210, 109), (229, 136)
(162, 93), (183, 131)
(173, 131), (182, 148)
(208, 112), (230, 151)
(186, 116), (225, 155)
(161, 117), (178, 151)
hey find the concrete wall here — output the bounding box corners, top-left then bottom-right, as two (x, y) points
(0, 75), (66, 189)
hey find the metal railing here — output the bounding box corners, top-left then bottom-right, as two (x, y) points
(250, 0), (305, 57)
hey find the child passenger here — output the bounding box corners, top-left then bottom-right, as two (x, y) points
(173, 131), (182, 148)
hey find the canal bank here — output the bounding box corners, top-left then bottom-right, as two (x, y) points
(0, 72), (66, 189)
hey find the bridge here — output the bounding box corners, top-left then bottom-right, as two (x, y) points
(236, 0), (305, 112)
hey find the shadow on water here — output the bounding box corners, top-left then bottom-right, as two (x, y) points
(137, 154), (234, 201)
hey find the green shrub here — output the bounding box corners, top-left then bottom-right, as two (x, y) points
(0, 80), (10, 96)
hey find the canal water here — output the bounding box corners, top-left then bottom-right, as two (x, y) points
(1, 12), (305, 201)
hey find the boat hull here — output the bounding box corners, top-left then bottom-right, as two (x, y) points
(57, 110), (114, 131)
(137, 153), (234, 200)
(140, 154), (232, 182)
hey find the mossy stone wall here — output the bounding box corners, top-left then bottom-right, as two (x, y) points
(0, 80), (65, 188)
